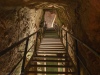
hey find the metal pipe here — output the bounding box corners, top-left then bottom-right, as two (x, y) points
(62, 28), (100, 58)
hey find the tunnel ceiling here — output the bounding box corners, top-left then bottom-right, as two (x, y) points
(0, 0), (75, 29)
(0, 0), (75, 8)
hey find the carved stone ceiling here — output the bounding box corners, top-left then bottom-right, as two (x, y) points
(0, 0), (70, 5)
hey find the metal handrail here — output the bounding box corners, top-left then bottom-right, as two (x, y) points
(0, 27), (44, 75)
(55, 26), (99, 75)
(66, 41), (92, 75)
(62, 28), (100, 58)
(0, 29), (40, 57)
(8, 42), (35, 75)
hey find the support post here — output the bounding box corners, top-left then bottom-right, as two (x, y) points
(39, 30), (41, 43)
(33, 32), (39, 75)
(21, 38), (29, 75)
(75, 40), (80, 75)
(65, 31), (68, 75)
(34, 32), (39, 55)
(66, 31), (68, 53)
(61, 29), (62, 39)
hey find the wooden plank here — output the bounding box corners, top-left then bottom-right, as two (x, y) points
(31, 59), (69, 62)
(34, 56), (67, 58)
(37, 50), (66, 53)
(37, 52), (66, 54)
(39, 47), (64, 49)
(29, 65), (73, 68)
(26, 71), (76, 74)
(37, 50), (65, 52)
(38, 49), (65, 51)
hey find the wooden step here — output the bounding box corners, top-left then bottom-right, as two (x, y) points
(42, 38), (60, 40)
(37, 52), (66, 54)
(37, 51), (66, 53)
(42, 39), (61, 41)
(40, 44), (63, 46)
(35, 54), (67, 57)
(41, 43), (61, 45)
(29, 65), (73, 68)
(34, 56), (67, 58)
(37, 50), (65, 53)
(39, 47), (64, 49)
(41, 43), (62, 45)
(31, 59), (69, 62)
(26, 71), (76, 74)
(37, 50), (65, 52)
(39, 48), (64, 49)
(42, 39), (60, 40)
(38, 49), (65, 51)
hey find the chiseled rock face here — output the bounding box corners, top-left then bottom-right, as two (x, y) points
(0, 8), (21, 75)
(0, 0), (100, 75)
(0, 7), (43, 74)
(56, 0), (100, 74)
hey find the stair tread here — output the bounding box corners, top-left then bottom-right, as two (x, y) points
(40, 45), (64, 47)
(40, 45), (63, 47)
(39, 48), (65, 51)
(37, 50), (65, 52)
(26, 71), (76, 74)
(32, 59), (69, 62)
(39, 47), (64, 49)
(39, 48), (64, 49)
(41, 43), (62, 45)
(37, 52), (66, 54)
(36, 51), (66, 54)
(29, 65), (73, 67)
(34, 56), (67, 58)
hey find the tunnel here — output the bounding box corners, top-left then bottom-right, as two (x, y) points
(0, 0), (100, 75)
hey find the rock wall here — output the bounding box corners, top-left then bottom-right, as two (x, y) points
(73, 0), (100, 75)
(55, 0), (100, 74)
(62, 0), (100, 75)
(0, 7), (43, 75)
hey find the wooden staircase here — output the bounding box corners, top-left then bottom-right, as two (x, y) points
(25, 28), (77, 75)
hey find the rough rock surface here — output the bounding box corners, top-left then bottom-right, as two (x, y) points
(0, 7), (43, 74)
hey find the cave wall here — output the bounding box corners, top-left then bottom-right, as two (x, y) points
(73, 0), (100, 75)
(0, 7), (43, 74)
(0, 0), (100, 74)
(55, 0), (100, 74)
(62, 0), (100, 75)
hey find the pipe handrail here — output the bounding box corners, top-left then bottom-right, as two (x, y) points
(56, 27), (92, 75)
(0, 29), (41, 57)
(66, 41), (92, 75)
(8, 36), (37, 75)
(8, 26), (45, 75)
(62, 28), (100, 58)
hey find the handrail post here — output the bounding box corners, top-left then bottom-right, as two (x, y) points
(38, 29), (41, 43)
(21, 38), (29, 75)
(60, 29), (62, 38)
(34, 32), (39, 55)
(66, 31), (68, 53)
(75, 40), (80, 75)
(57, 26), (60, 37)
(65, 31), (68, 75)
(33, 32), (39, 75)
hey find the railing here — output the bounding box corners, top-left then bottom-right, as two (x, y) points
(0, 26), (45, 75)
(55, 25), (100, 75)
